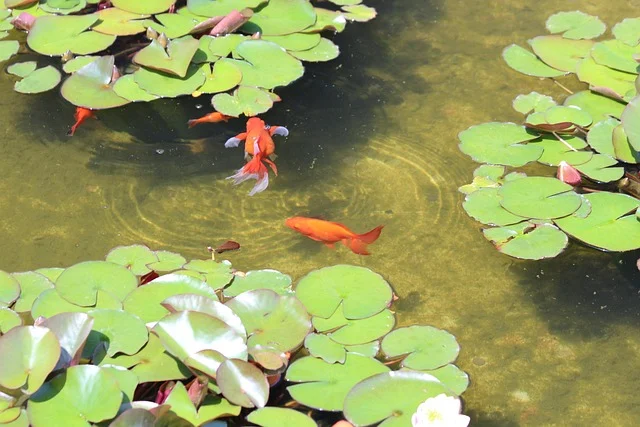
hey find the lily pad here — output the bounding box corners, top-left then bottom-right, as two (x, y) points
(462, 187), (527, 226)
(263, 33), (321, 52)
(11, 272), (54, 313)
(31, 288), (122, 319)
(498, 176), (582, 219)
(106, 244), (159, 276)
(39, 0), (86, 14)
(502, 44), (566, 78)
(458, 122), (542, 167)
(0, 326), (60, 393)
(574, 153), (624, 182)
(564, 90), (626, 122)
(27, 14), (116, 55)
(341, 4), (377, 22)
(212, 86), (273, 117)
(0, 40), (19, 62)
(304, 333), (346, 364)
(134, 35), (199, 77)
(162, 293), (246, 336)
(247, 407), (317, 427)
(144, 13), (197, 39)
(84, 309), (148, 357)
(295, 265), (393, 320)
(613, 18), (640, 46)
(111, 0), (176, 14)
(7, 61), (37, 78)
(217, 359), (269, 408)
(343, 371), (451, 427)
(134, 63), (206, 98)
(112, 74), (160, 102)
(587, 117), (618, 157)
(528, 35), (593, 72)
(545, 11), (606, 40)
(244, 0), (315, 36)
(289, 38), (340, 62)
(187, 0), (265, 18)
(381, 326), (459, 370)
(302, 8), (347, 33)
(93, 8), (149, 36)
(529, 135), (593, 166)
(0, 308), (21, 334)
(576, 56), (636, 101)
(163, 382), (241, 425)
(0, 271), (20, 307)
(555, 192), (640, 251)
(198, 59), (242, 94)
(483, 221), (569, 260)
(621, 95), (640, 151)
(225, 289), (310, 353)
(223, 269), (292, 298)
(40, 312), (93, 369)
(147, 250), (186, 272)
(591, 40), (640, 74)
(611, 124), (640, 163)
(312, 308), (395, 346)
(513, 91), (556, 114)
(420, 364), (469, 396)
(62, 55), (99, 73)
(286, 354), (390, 411)
(544, 105), (592, 127)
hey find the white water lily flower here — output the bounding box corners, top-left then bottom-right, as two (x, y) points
(411, 393), (470, 427)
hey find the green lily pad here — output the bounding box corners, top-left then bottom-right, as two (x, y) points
(134, 35), (199, 78)
(40, 312), (93, 369)
(502, 44), (566, 78)
(147, 250), (186, 272)
(544, 105), (592, 127)
(576, 56), (636, 101)
(34, 267), (65, 282)
(183, 259), (234, 289)
(134, 63), (206, 97)
(295, 265), (393, 320)
(498, 177), (582, 219)
(111, 0), (176, 14)
(462, 187), (527, 226)
(93, 7), (149, 35)
(61, 55), (131, 109)
(528, 35), (593, 72)
(0, 326), (60, 393)
(187, 0), (265, 17)
(564, 90), (626, 122)
(212, 86), (273, 117)
(202, 34), (248, 58)
(101, 365), (138, 402)
(611, 124), (640, 163)
(613, 18), (640, 46)
(244, 0), (315, 36)
(11, 271), (54, 313)
(162, 293), (246, 336)
(192, 36), (220, 63)
(225, 289), (311, 353)
(591, 40), (640, 74)
(545, 11), (606, 40)
(31, 289), (122, 319)
(621, 95), (640, 152)
(346, 341), (380, 358)
(312, 308), (395, 346)
(223, 269), (292, 298)
(0, 308), (21, 334)
(164, 382), (241, 425)
(302, 8), (347, 33)
(55, 260), (138, 307)
(226, 40), (304, 89)
(304, 333), (346, 364)
(286, 354), (390, 411)
(342, 4), (377, 22)
(343, 371), (451, 427)
(555, 192), (640, 251)
(419, 364), (469, 396)
(144, 13), (197, 39)
(106, 244), (159, 276)
(13, 64), (60, 94)
(112, 74), (160, 102)
(587, 117), (618, 157)
(458, 122), (542, 167)
(62, 55), (100, 73)
(263, 33), (321, 52)
(217, 358), (269, 408)
(0, 40), (19, 62)
(27, 365), (122, 425)
(574, 154), (624, 182)
(381, 326), (459, 370)
(27, 14), (116, 55)
(483, 221), (569, 260)
(84, 309), (148, 357)
(0, 271), (20, 307)
(7, 61), (37, 78)
(198, 59), (242, 94)
(513, 91), (556, 114)
(247, 407), (317, 427)
(123, 273), (218, 323)
(530, 135), (593, 166)
(289, 38), (340, 62)
(39, 0), (86, 14)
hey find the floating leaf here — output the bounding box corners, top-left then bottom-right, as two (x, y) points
(591, 40), (640, 74)
(164, 382), (241, 426)
(611, 124), (640, 163)
(286, 354), (390, 411)
(483, 221), (569, 260)
(528, 35), (593, 72)
(244, 0), (315, 35)
(462, 187), (527, 226)
(187, 0), (265, 17)
(0, 271), (20, 307)
(134, 63), (206, 98)
(613, 18), (640, 46)
(11, 272), (54, 313)
(502, 44), (566, 78)
(587, 117), (618, 157)
(183, 259), (234, 289)
(544, 105), (592, 127)
(0, 308), (21, 334)
(134, 35), (199, 78)
(14, 65), (61, 94)
(111, 0), (176, 14)
(458, 122), (542, 167)
(621, 95), (640, 152)
(198, 59), (242, 94)
(419, 364), (469, 396)
(498, 176), (582, 219)
(0, 326), (60, 394)
(529, 135), (593, 166)
(40, 312), (93, 369)
(555, 192), (640, 251)
(84, 309), (148, 357)
(289, 38), (340, 62)
(212, 86), (273, 117)
(144, 13), (197, 39)
(295, 265), (393, 320)
(343, 371), (451, 427)
(304, 333), (346, 364)
(39, 0), (86, 15)
(346, 341), (380, 358)
(162, 293), (246, 336)
(217, 359), (268, 408)
(31, 289), (122, 319)
(112, 74), (160, 102)
(27, 15), (116, 55)
(341, 4), (377, 22)
(545, 11), (606, 40)
(302, 8), (346, 33)
(106, 244), (159, 276)
(147, 250), (186, 272)
(381, 326), (459, 370)
(312, 308), (395, 346)
(263, 33), (321, 52)
(223, 269), (292, 298)
(0, 40), (19, 62)
(247, 407), (317, 427)
(576, 56), (636, 101)
(513, 91), (556, 114)
(7, 61), (37, 78)
(574, 153), (624, 182)
(62, 55), (99, 73)
(203, 34), (248, 57)
(564, 90), (626, 122)
(93, 7), (149, 35)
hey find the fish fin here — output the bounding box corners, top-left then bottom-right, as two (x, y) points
(187, 119), (199, 128)
(226, 152), (269, 196)
(263, 157), (278, 176)
(323, 242), (336, 249)
(343, 238), (371, 256)
(270, 126), (289, 137)
(357, 225), (384, 244)
(225, 137), (242, 148)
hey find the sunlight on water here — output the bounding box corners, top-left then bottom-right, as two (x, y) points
(1, 0), (640, 425)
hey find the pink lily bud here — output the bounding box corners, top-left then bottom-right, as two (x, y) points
(332, 421), (355, 427)
(557, 161), (581, 186)
(12, 12), (36, 31)
(97, 1), (112, 10)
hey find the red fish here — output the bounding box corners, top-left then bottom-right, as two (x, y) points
(225, 117), (288, 195)
(285, 216), (384, 255)
(187, 111), (232, 128)
(68, 107), (95, 136)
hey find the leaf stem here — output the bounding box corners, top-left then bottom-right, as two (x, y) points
(552, 79), (574, 95)
(552, 131), (578, 152)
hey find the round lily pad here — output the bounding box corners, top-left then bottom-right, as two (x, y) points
(40, 312), (93, 371)
(289, 38), (340, 62)
(513, 91), (556, 114)
(61, 56), (131, 109)
(544, 105), (592, 127)
(217, 359), (269, 408)
(263, 33), (321, 51)
(84, 309), (148, 357)
(302, 8), (346, 33)
(111, 0), (176, 14)
(106, 244), (159, 276)
(528, 35), (593, 72)
(0, 271), (20, 307)
(312, 308), (395, 345)
(0, 40), (19, 62)
(162, 293), (246, 336)
(483, 222), (569, 260)
(462, 187), (528, 226)
(244, 0), (315, 35)
(223, 269), (292, 298)
(545, 11), (606, 40)
(621, 94), (640, 152)
(590, 40), (640, 74)
(555, 192), (640, 251)
(147, 250), (186, 272)
(31, 289), (122, 319)
(304, 333), (346, 364)
(342, 4), (377, 22)
(458, 122), (542, 167)
(576, 56), (636, 101)
(502, 44), (566, 78)
(187, 0), (266, 18)
(587, 117), (618, 157)
(225, 289), (311, 353)
(212, 86), (274, 117)
(564, 90), (626, 122)
(134, 63), (206, 98)
(498, 176), (582, 219)
(285, 354), (390, 411)
(295, 265), (393, 320)
(134, 35), (199, 78)
(0, 326), (60, 394)
(162, 381), (241, 425)
(7, 61), (37, 78)
(613, 17), (640, 46)
(144, 13), (197, 39)
(62, 55), (100, 73)
(529, 135), (593, 166)
(247, 407), (317, 427)
(39, 0), (87, 14)
(198, 59), (242, 94)
(0, 308), (21, 334)
(183, 259), (234, 289)
(27, 15), (116, 55)
(112, 74), (160, 102)
(15, 65), (60, 94)
(574, 153), (624, 182)
(11, 272), (54, 313)
(55, 260), (138, 307)
(93, 7), (149, 35)
(420, 364), (469, 396)
(381, 326), (459, 370)
(343, 371), (451, 427)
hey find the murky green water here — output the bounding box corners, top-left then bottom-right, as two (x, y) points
(2, 0), (640, 425)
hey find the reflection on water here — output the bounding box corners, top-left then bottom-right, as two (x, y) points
(2, 0), (640, 425)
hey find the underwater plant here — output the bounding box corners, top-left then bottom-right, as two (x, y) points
(458, 11), (640, 260)
(0, 0), (376, 130)
(0, 244), (469, 426)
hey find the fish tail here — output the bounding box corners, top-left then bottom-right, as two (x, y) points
(358, 225), (384, 244)
(227, 153), (269, 196)
(344, 238), (371, 256)
(187, 119), (200, 128)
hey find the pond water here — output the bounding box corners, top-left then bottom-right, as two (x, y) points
(2, 0), (640, 425)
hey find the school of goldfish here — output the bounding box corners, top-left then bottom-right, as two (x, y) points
(68, 107), (384, 254)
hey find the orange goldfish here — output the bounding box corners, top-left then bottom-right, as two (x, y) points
(225, 117), (289, 195)
(187, 111), (231, 128)
(285, 216), (384, 255)
(68, 107), (95, 136)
